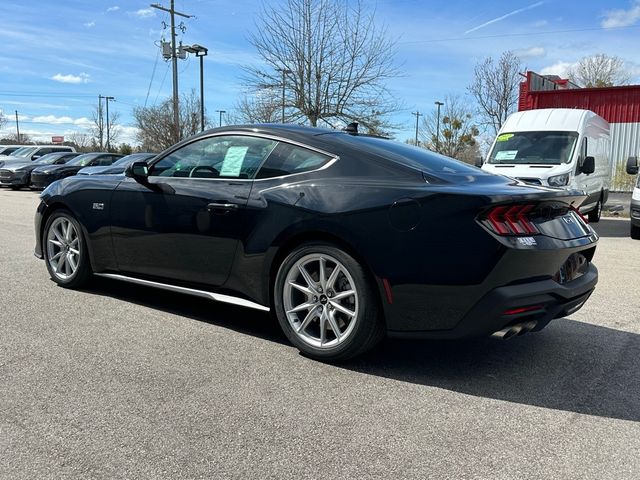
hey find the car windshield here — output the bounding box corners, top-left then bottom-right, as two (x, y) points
(67, 154), (98, 166)
(34, 153), (67, 165)
(112, 153), (151, 167)
(487, 131), (579, 165)
(10, 147), (37, 157)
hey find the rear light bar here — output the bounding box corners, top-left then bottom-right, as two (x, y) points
(484, 204), (539, 236)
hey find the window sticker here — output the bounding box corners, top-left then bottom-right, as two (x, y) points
(220, 146), (248, 176)
(495, 150), (518, 161)
(497, 133), (514, 142)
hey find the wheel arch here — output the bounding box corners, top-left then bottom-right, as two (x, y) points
(40, 201), (95, 270)
(266, 229), (387, 327)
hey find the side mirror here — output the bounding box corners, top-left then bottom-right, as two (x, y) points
(627, 156), (639, 175)
(474, 157), (483, 168)
(581, 156), (595, 175)
(125, 161), (149, 182)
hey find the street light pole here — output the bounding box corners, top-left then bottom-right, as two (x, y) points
(276, 68), (292, 123)
(435, 101), (444, 153)
(184, 44), (208, 132)
(104, 96), (115, 151)
(411, 111), (422, 146)
(216, 110), (226, 127)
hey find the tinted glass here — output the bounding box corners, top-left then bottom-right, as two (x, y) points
(487, 131), (579, 165)
(68, 154), (100, 166)
(33, 153), (69, 165)
(257, 143), (332, 178)
(1, 147), (20, 155)
(338, 135), (480, 175)
(11, 147), (37, 157)
(112, 153), (154, 166)
(150, 135), (277, 179)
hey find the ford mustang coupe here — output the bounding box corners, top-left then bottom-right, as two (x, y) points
(34, 124), (598, 361)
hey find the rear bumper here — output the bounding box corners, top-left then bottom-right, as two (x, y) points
(388, 263), (597, 339)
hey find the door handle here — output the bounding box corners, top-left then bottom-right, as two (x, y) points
(207, 202), (239, 212)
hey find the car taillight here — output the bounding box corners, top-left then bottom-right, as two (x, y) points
(484, 204), (539, 236)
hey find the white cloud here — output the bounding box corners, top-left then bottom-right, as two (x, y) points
(106, 6), (120, 12)
(532, 20), (548, 27)
(515, 46), (546, 59)
(50, 72), (90, 84)
(602, 1), (640, 28)
(540, 61), (576, 78)
(465, 1), (545, 34)
(130, 8), (155, 19)
(84, 21), (96, 28)
(31, 115), (92, 127)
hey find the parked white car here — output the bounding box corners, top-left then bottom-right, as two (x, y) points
(482, 109), (611, 222)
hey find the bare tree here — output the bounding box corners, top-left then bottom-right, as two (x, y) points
(232, 92), (281, 124)
(90, 101), (120, 151)
(245, 0), (400, 130)
(133, 89), (206, 151)
(65, 131), (93, 152)
(0, 110), (6, 131)
(420, 95), (479, 160)
(469, 51), (523, 136)
(568, 54), (631, 88)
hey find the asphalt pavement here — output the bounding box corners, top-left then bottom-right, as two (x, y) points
(1, 189), (639, 479)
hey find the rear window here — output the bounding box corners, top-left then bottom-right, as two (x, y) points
(338, 135), (480, 175)
(257, 143), (332, 179)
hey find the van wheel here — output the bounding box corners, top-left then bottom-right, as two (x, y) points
(631, 224), (640, 240)
(588, 196), (602, 223)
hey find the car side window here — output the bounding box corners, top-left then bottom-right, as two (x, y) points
(256, 143), (333, 179)
(98, 156), (113, 166)
(149, 135), (278, 179)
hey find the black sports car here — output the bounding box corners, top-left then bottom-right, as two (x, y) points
(34, 124), (598, 361)
(0, 152), (80, 189)
(30, 152), (124, 189)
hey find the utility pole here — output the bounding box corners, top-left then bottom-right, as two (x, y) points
(276, 68), (292, 123)
(14, 110), (20, 143)
(435, 101), (444, 153)
(97, 95), (104, 149)
(411, 111), (422, 146)
(104, 96), (115, 151)
(150, 1), (192, 142)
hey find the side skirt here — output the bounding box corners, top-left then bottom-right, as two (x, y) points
(94, 273), (271, 312)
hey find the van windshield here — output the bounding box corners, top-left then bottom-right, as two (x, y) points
(487, 131), (578, 165)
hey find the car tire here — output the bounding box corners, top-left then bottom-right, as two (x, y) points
(10, 185), (20, 190)
(43, 210), (92, 289)
(588, 195), (602, 223)
(631, 224), (640, 240)
(274, 243), (385, 362)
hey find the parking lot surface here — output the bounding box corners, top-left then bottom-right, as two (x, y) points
(1, 189), (639, 479)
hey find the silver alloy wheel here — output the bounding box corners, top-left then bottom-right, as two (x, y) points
(283, 253), (359, 349)
(46, 216), (81, 281)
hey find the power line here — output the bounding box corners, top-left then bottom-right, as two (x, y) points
(144, 47), (161, 108)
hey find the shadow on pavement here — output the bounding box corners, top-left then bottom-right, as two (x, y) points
(592, 217), (630, 238)
(84, 278), (640, 423)
(343, 319), (640, 423)
(83, 276), (286, 345)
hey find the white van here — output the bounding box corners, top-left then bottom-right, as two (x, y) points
(626, 157), (639, 239)
(482, 109), (611, 222)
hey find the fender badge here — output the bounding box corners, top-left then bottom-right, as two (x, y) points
(92, 202), (104, 210)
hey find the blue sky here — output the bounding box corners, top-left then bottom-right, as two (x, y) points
(1, 0), (640, 145)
